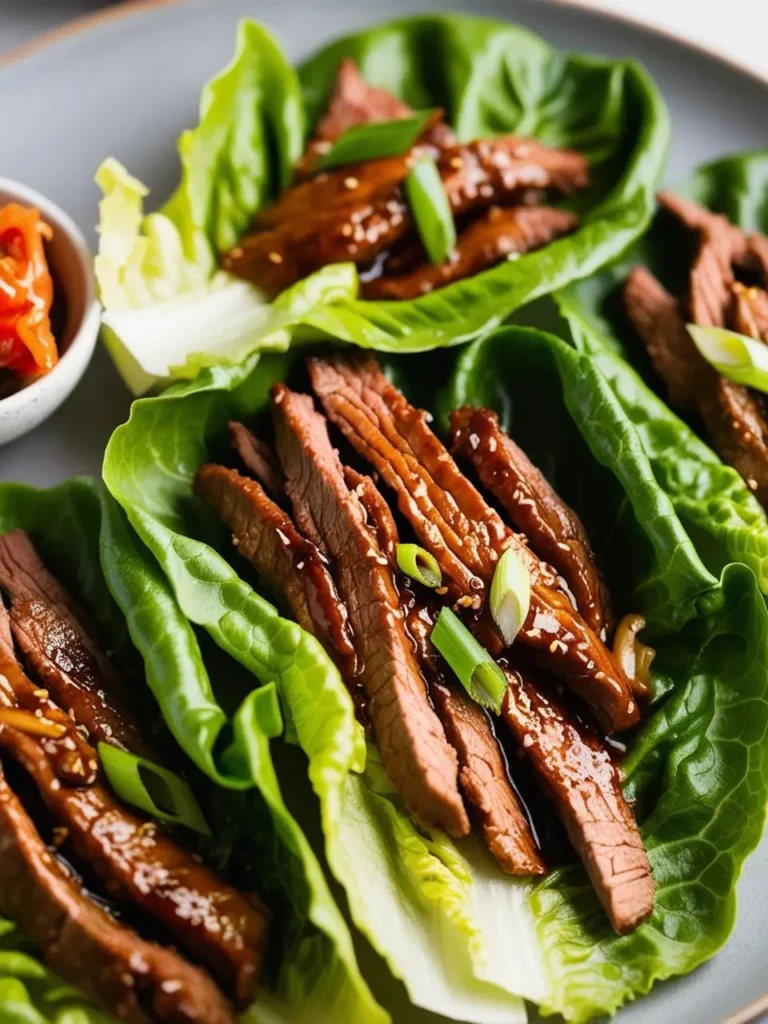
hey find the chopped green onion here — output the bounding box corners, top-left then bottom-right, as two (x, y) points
(687, 324), (768, 392)
(404, 157), (457, 266)
(490, 547), (531, 646)
(317, 111), (436, 171)
(431, 607), (508, 714)
(396, 543), (442, 588)
(98, 743), (211, 836)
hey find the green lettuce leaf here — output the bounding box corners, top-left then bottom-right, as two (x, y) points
(0, 480), (384, 1024)
(553, 150), (768, 592)
(102, 323), (768, 1021)
(448, 329), (768, 1021)
(95, 14), (668, 389)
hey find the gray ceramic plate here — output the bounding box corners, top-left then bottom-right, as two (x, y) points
(1, 2), (767, 1022)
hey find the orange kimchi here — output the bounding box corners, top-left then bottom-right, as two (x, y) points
(0, 203), (57, 381)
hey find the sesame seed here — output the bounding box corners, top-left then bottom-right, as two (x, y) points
(549, 640), (559, 653)
(33, 689), (49, 699)
(229, 246), (244, 259)
(344, 176), (359, 189)
(268, 251), (283, 265)
(341, 224), (353, 237)
(449, 157), (463, 169)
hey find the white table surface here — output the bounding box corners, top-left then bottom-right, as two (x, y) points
(564, 0), (768, 82)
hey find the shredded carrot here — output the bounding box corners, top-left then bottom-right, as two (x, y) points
(0, 203), (57, 378)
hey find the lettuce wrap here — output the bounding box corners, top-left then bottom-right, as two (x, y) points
(94, 13), (669, 393)
(101, 326), (768, 1023)
(552, 150), (768, 595)
(0, 480), (385, 1024)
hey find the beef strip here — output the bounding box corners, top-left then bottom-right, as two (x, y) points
(0, 530), (153, 757)
(298, 59), (455, 177)
(406, 605), (545, 875)
(229, 421), (284, 495)
(343, 465), (399, 566)
(499, 661), (653, 935)
(699, 378), (768, 503)
(0, 757), (233, 1024)
(0, 723), (268, 1007)
(622, 265), (703, 412)
(623, 267), (768, 505)
(224, 138), (588, 296)
(314, 58), (414, 142)
(308, 355), (638, 734)
(271, 383), (470, 836)
(265, 136), (586, 233)
(450, 405), (612, 638)
(352, 465), (545, 874)
(195, 462), (357, 681)
(730, 281), (768, 343)
(740, 232), (768, 287)
(363, 205), (577, 300)
(0, 600), (98, 786)
(657, 191), (748, 265)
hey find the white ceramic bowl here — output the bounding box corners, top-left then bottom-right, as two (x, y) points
(0, 178), (100, 447)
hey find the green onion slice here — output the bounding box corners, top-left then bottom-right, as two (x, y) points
(431, 607), (508, 714)
(98, 743), (211, 835)
(687, 324), (768, 392)
(396, 543), (442, 588)
(490, 547), (531, 646)
(404, 157), (457, 266)
(317, 111), (436, 171)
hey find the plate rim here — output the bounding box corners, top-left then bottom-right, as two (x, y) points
(4, 0), (768, 94)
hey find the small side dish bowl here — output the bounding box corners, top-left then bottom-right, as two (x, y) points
(0, 178), (100, 447)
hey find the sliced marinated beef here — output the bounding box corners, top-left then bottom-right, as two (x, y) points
(431, 678), (545, 875)
(314, 58), (414, 143)
(657, 191), (748, 263)
(0, 530), (153, 757)
(271, 383), (470, 836)
(406, 606), (545, 875)
(343, 465), (399, 566)
(451, 405), (612, 637)
(363, 205), (577, 300)
(355, 467), (545, 874)
(0, 600), (98, 786)
(262, 136), (586, 233)
(0, 758), (233, 1024)
(309, 355), (638, 734)
(500, 662), (653, 935)
(224, 188), (411, 297)
(298, 59), (454, 176)
(195, 462), (357, 680)
(622, 265), (703, 412)
(224, 137), (588, 297)
(0, 723), (268, 1007)
(730, 281), (768, 343)
(657, 191), (749, 328)
(699, 377), (768, 503)
(229, 421), (283, 495)
(740, 232), (768, 286)
(623, 267), (768, 504)
(436, 137), (588, 213)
